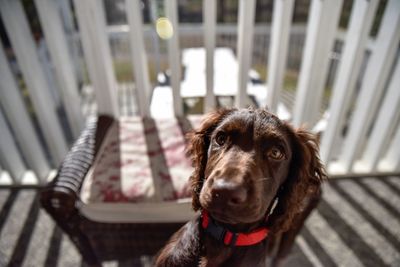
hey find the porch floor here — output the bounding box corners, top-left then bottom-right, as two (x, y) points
(1, 176), (399, 267)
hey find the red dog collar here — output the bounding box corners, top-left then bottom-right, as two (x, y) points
(201, 210), (269, 247)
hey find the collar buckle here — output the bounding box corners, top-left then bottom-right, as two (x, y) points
(225, 232), (239, 247)
(204, 218), (227, 243)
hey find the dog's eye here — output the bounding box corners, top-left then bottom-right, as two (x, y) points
(267, 147), (285, 160)
(215, 132), (227, 146)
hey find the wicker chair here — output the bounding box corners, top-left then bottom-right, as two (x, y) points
(40, 113), (321, 266)
(40, 114), (203, 266)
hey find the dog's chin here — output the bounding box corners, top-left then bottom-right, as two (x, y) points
(199, 197), (268, 229)
(208, 210), (238, 224)
(210, 212), (266, 233)
(205, 207), (266, 231)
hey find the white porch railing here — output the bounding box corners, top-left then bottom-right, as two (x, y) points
(0, 0), (399, 185)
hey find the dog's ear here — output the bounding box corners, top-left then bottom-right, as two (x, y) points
(186, 108), (234, 211)
(268, 127), (327, 233)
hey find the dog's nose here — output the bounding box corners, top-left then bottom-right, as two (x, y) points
(211, 179), (247, 206)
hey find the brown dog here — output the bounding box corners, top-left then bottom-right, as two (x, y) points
(155, 108), (326, 267)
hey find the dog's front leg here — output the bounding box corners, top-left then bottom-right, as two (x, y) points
(154, 218), (201, 267)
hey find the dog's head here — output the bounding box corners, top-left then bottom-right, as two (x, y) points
(187, 108), (326, 232)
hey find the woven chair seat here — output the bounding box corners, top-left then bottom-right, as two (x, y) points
(78, 116), (202, 223)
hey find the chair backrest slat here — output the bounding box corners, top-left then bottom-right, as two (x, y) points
(320, 0), (380, 163)
(73, 0), (119, 117)
(203, 0), (217, 112)
(0, 109), (26, 184)
(236, 0), (256, 108)
(126, 0), (151, 117)
(165, 0), (183, 116)
(293, 0), (344, 127)
(34, 0), (84, 137)
(339, 0), (400, 172)
(266, 0), (295, 112)
(0, 0), (68, 165)
(360, 57), (400, 172)
(0, 42), (50, 181)
(382, 123), (400, 172)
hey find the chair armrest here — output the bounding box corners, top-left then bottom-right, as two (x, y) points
(41, 115), (114, 219)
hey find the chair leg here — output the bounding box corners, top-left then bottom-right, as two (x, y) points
(66, 215), (101, 266)
(41, 189), (101, 266)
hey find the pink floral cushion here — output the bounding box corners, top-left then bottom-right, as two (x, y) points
(80, 116), (203, 204)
